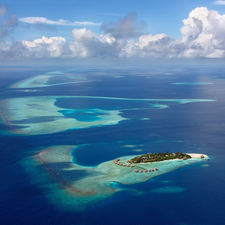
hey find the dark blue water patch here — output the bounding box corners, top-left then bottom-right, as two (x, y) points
(54, 97), (176, 112)
(6, 124), (30, 130)
(70, 139), (149, 167)
(70, 139), (186, 167)
(55, 97), (152, 111)
(71, 142), (130, 167)
(58, 109), (107, 122)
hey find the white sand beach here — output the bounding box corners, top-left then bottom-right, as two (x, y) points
(188, 153), (208, 158)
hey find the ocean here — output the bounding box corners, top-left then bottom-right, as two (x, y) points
(0, 66), (225, 225)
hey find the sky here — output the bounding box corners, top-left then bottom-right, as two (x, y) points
(1, 0), (225, 65)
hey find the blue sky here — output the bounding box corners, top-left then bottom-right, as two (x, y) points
(1, 0), (225, 64)
(5, 0), (224, 39)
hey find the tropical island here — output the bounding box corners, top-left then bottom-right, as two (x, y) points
(29, 145), (209, 211)
(128, 151), (193, 164)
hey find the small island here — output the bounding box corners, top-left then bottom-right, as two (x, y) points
(128, 151), (192, 164)
(30, 145), (209, 211)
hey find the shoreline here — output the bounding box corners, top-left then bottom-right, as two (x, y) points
(129, 153), (209, 165)
(188, 153), (208, 158)
(25, 145), (209, 211)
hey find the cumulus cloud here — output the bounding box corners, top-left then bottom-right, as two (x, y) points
(22, 36), (70, 57)
(68, 13), (147, 58)
(19, 17), (101, 26)
(179, 7), (225, 58)
(120, 7), (225, 58)
(2, 7), (225, 59)
(69, 28), (119, 57)
(212, 1), (225, 5)
(0, 36), (71, 59)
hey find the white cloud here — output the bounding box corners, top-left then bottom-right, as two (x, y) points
(1, 36), (70, 59)
(179, 7), (225, 58)
(69, 28), (118, 57)
(212, 1), (225, 5)
(2, 7), (225, 59)
(120, 7), (225, 58)
(19, 17), (101, 26)
(22, 36), (69, 58)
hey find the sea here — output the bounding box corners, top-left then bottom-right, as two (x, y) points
(0, 66), (225, 225)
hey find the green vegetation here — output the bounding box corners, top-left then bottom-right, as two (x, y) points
(129, 151), (192, 163)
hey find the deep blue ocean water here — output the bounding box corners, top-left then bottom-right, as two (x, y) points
(0, 66), (225, 225)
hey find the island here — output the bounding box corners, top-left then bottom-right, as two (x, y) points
(24, 145), (209, 211)
(128, 151), (192, 163)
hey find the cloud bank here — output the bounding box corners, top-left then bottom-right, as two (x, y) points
(2, 7), (225, 60)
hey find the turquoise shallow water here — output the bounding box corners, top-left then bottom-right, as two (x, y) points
(1, 95), (215, 135)
(22, 144), (208, 211)
(0, 67), (224, 225)
(59, 109), (109, 122)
